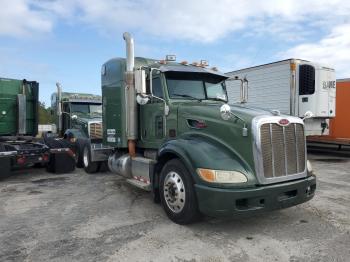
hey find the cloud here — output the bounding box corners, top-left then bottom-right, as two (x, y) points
(279, 24), (350, 77)
(2, 0), (350, 77)
(2, 0), (350, 43)
(0, 0), (53, 37)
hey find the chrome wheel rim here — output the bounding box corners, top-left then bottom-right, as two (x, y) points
(163, 171), (186, 213)
(83, 147), (89, 167)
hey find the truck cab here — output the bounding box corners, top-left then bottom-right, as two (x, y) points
(90, 33), (316, 224)
(51, 89), (103, 168)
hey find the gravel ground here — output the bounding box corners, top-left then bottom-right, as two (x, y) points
(0, 150), (349, 262)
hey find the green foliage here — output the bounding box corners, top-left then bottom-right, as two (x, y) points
(38, 101), (55, 124)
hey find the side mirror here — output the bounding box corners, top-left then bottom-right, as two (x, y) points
(136, 94), (150, 105)
(71, 114), (78, 120)
(135, 69), (147, 94)
(50, 109), (54, 116)
(303, 111), (314, 119)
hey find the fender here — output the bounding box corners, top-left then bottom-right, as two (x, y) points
(157, 134), (257, 188)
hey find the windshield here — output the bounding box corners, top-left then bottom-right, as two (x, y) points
(166, 72), (228, 101)
(71, 103), (102, 115)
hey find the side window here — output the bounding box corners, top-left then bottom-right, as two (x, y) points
(152, 77), (164, 99)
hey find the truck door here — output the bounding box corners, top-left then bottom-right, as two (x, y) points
(62, 103), (71, 132)
(140, 76), (165, 147)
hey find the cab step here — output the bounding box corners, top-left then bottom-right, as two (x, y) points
(126, 178), (151, 191)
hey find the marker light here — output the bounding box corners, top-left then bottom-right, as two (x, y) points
(197, 168), (248, 183)
(166, 55), (176, 61)
(290, 63), (296, 71)
(200, 60), (209, 67)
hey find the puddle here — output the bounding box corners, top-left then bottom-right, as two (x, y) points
(28, 190), (43, 195)
(31, 177), (68, 186)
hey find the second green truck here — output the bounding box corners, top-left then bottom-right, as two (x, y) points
(50, 84), (103, 171)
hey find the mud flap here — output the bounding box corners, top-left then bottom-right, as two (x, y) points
(0, 151), (16, 180)
(46, 148), (76, 174)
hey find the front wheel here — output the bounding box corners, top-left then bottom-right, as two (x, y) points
(74, 139), (85, 168)
(159, 159), (200, 224)
(83, 144), (100, 174)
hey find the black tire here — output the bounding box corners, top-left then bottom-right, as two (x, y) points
(159, 159), (200, 224)
(75, 139), (85, 168)
(83, 143), (100, 174)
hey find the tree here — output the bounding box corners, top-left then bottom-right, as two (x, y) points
(38, 101), (55, 124)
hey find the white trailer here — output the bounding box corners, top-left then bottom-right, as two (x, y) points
(226, 59), (336, 136)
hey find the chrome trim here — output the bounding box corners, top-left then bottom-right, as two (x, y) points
(87, 121), (102, 137)
(0, 151), (17, 157)
(269, 123), (275, 177)
(294, 123), (299, 172)
(283, 126), (288, 175)
(17, 94), (26, 134)
(252, 115), (307, 185)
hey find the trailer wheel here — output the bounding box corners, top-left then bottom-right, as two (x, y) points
(0, 144), (12, 180)
(83, 143), (100, 174)
(159, 159), (200, 224)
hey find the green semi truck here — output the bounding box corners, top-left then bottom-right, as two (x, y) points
(50, 84), (103, 170)
(0, 78), (75, 179)
(85, 33), (316, 224)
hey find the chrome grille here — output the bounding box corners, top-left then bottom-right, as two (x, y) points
(260, 123), (305, 178)
(89, 122), (103, 139)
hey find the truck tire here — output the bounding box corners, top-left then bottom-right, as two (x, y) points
(75, 139), (86, 168)
(83, 143), (100, 174)
(159, 159), (200, 224)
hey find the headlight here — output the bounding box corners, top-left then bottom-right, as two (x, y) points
(197, 168), (248, 183)
(307, 160), (314, 175)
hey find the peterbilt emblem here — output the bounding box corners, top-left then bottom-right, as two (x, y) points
(278, 119), (290, 126)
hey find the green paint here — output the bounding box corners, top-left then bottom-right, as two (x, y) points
(0, 78), (38, 136)
(51, 91), (102, 138)
(101, 57), (314, 216)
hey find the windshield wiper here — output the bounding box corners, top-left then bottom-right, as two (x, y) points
(205, 97), (227, 102)
(172, 94), (202, 102)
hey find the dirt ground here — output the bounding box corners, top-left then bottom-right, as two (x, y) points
(0, 147), (349, 262)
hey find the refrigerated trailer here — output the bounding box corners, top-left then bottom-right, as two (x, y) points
(226, 59), (336, 136)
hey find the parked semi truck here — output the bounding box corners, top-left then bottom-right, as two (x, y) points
(308, 78), (350, 148)
(50, 85), (103, 169)
(84, 33), (316, 224)
(0, 78), (75, 179)
(226, 59), (336, 136)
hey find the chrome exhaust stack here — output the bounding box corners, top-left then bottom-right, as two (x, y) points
(123, 32), (137, 157)
(56, 82), (63, 136)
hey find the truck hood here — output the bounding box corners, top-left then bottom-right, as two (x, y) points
(176, 101), (278, 179)
(74, 114), (102, 124)
(176, 101), (273, 124)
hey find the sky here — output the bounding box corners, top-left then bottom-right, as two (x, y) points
(1, 0), (350, 106)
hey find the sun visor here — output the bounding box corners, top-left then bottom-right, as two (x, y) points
(158, 65), (228, 80)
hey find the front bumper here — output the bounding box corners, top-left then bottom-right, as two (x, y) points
(195, 175), (316, 217)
